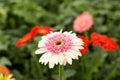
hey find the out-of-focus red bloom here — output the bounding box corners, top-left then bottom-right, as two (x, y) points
(73, 12), (93, 33)
(77, 35), (90, 44)
(16, 26), (53, 47)
(90, 32), (102, 46)
(91, 32), (118, 51)
(100, 38), (118, 51)
(77, 35), (90, 55)
(31, 27), (40, 37)
(31, 26), (53, 35)
(80, 45), (89, 55)
(16, 32), (33, 47)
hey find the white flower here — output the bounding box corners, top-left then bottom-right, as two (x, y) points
(35, 30), (84, 68)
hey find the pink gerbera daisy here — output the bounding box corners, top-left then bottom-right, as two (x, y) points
(35, 30), (84, 68)
(73, 12), (93, 33)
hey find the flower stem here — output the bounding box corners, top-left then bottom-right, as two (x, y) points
(59, 65), (64, 80)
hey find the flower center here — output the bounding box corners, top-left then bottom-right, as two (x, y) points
(44, 33), (73, 54)
(81, 21), (86, 27)
(56, 41), (62, 45)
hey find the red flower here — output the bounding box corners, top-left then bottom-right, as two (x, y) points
(90, 32), (102, 46)
(91, 32), (118, 51)
(77, 35), (90, 55)
(101, 38), (118, 51)
(73, 12), (93, 33)
(16, 32), (33, 47)
(80, 45), (89, 55)
(31, 26), (53, 35)
(16, 26), (53, 47)
(31, 26), (40, 37)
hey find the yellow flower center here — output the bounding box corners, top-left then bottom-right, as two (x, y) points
(81, 21), (86, 27)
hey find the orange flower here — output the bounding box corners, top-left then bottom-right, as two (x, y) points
(16, 26), (53, 47)
(77, 35), (90, 55)
(90, 32), (118, 51)
(73, 12), (93, 33)
(0, 65), (10, 76)
(31, 26), (53, 35)
(0, 65), (16, 80)
(16, 32), (33, 47)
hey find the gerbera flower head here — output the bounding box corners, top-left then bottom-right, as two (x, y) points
(91, 32), (118, 51)
(73, 12), (93, 33)
(16, 26), (53, 47)
(35, 30), (84, 68)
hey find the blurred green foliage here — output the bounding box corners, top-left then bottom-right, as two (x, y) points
(0, 0), (120, 80)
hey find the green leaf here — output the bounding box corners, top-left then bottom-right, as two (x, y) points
(0, 57), (12, 66)
(81, 46), (108, 80)
(65, 69), (76, 78)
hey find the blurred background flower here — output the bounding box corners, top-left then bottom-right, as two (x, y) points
(16, 26), (53, 47)
(73, 12), (93, 33)
(0, 65), (15, 80)
(90, 32), (118, 51)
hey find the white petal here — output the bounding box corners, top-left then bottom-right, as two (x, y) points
(65, 51), (76, 59)
(72, 38), (83, 44)
(69, 50), (81, 59)
(63, 59), (67, 65)
(50, 31), (53, 34)
(49, 56), (57, 68)
(71, 33), (76, 37)
(63, 32), (71, 36)
(60, 29), (63, 33)
(66, 50), (81, 60)
(74, 50), (82, 56)
(53, 55), (59, 65)
(43, 53), (52, 65)
(39, 53), (48, 63)
(35, 48), (46, 54)
(71, 45), (84, 50)
(45, 33), (54, 37)
(66, 56), (72, 65)
(73, 42), (84, 46)
(38, 40), (45, 47)
(59, 54), (64, 65)
(49, 62), (55, 68)
(41, 36), (47, 40)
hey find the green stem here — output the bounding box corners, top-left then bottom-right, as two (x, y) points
(84, 31), (88, 37)
(81, 57), (85, 80)
(59, 65), (64, 80)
